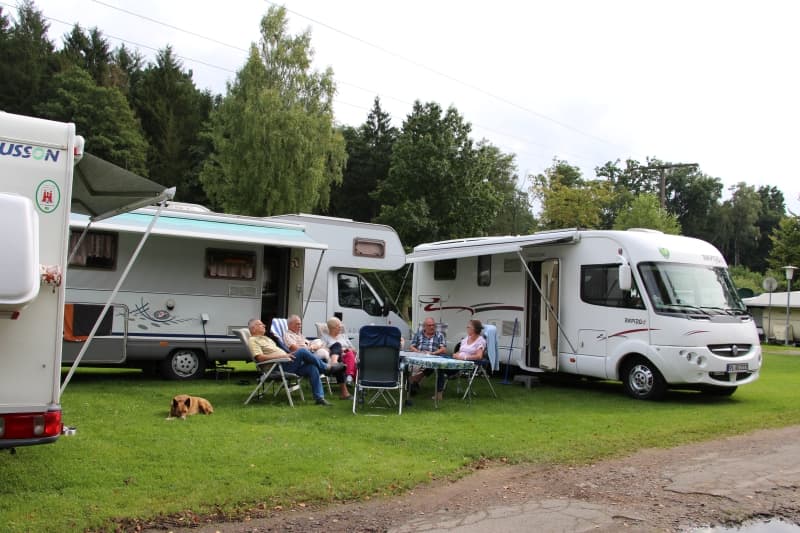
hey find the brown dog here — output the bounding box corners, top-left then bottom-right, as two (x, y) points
(168, 394), (214, 419)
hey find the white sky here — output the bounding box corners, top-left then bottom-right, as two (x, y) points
(14, 0), (800, 214)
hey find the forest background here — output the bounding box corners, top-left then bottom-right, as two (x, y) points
(3, 0), (799, 303)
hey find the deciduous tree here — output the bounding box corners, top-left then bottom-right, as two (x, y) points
(613, 193), (681, 234)
(200, 6), (345, 216)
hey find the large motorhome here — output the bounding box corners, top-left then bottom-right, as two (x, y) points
(1, 112), (171, 450)
(409, 228), (761, 400)
(64, 206), (410, 380)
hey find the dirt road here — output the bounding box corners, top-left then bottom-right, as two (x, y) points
(141, 425), (800, 533)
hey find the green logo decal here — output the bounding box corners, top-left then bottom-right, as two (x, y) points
(658, 247), (670, 259)
(35, 179), (61, 213)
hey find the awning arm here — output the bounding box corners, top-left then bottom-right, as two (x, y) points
(302, 249), (326, 320)
(517, 250), (578, 354)
(91, 186), (175, 222)
(60, 196), (171, 396)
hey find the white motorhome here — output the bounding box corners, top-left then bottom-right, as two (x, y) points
(409, 228), (761, 400)
(1, 112), (171, 450)
(64, 207), (410, 380)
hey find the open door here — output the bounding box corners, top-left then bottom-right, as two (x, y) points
(538, 259), (559, 370)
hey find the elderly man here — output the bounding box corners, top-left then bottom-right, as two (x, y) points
(247, 318), (341, 406)
(407, 317), (447, 394)
(284, 314), (350, 400)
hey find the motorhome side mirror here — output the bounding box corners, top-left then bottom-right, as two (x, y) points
(619, 264), (632, 291)
(381, 303), (390, 317)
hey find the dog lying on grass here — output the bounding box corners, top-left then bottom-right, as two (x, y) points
(168, 394), (214, 419)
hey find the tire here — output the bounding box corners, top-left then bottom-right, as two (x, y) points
(160, 349), (206, 380)
(701, 385), (738, 397)
(622, 357), (666, 400)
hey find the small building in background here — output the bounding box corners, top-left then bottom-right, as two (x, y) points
(742, 291), (800, 344)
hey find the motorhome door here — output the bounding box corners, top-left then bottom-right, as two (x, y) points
(538, 259), (559, 370)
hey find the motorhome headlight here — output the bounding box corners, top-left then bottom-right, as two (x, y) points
(681, 350), (697, 362)
(696, 355), (706, 367)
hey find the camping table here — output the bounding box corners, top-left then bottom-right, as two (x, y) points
(400, 352), (474, 408)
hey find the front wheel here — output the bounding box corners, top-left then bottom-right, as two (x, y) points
(622, 357), (666, 400)
(160, 349), (206, 380)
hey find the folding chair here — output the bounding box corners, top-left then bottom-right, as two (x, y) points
(352, 325), (404, 415)
(233, 327), (304, 407)
(451, 325), (498, 401)
(271, 318), (332, 394)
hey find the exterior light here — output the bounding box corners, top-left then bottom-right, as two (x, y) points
(783, 266), (797, 346)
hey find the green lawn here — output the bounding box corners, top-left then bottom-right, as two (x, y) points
(2, 346), (798, 532)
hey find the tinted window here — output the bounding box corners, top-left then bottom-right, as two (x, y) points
(581, 264), (644, 309)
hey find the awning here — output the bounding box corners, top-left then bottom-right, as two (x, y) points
(70, 210), (328, 250)
(406, 230), (580, 263)
(72, 153), (174, 221)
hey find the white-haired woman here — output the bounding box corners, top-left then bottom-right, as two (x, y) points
(321, 317), (357, 390)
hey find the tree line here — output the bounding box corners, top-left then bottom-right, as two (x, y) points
(2, 1), (797, 294)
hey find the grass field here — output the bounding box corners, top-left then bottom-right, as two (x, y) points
(1, 346), (798, 532)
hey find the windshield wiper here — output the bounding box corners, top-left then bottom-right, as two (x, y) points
(658, 303), (711, 315)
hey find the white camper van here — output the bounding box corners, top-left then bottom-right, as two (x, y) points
(1, 112), (170, 450)
(409, 229), (761, 400)
(64, 207), (410, 380)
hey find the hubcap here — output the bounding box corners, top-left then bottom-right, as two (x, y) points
(172, 351), (199, 378)
(629, 364), (654, 396)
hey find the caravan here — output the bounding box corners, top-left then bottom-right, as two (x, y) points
(409, 228), (761, 400)
(0, 112), (170, 449)
(64, 207), (410, 379)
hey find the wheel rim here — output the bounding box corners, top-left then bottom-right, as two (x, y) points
(628, 363), (654, 396)
(171, 350), (200, 378)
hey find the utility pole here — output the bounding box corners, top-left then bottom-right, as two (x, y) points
(639, 163), (699, 208)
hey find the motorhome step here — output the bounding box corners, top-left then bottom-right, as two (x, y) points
(513, 375), (540, 389)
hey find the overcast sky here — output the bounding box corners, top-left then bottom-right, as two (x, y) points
(16, 0), (800, 214)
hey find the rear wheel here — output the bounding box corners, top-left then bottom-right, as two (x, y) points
(160, 349), (206, 380)
(622, 357), (666, 400)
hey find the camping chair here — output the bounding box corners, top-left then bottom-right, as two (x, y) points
(270, 318), (332, 394)
(450, 325), (498, 402)
(233, 327), (304, 407)
(352, 325), (404, 415)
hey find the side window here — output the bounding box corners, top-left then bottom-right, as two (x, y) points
(338, 273), (382, 316)
(477, 255), (491, 286)
(581, 264), (644, 309)
(353, 238), (385, 258)
(434, 259), (457, 280)
(206, 249), (256, 280)
(338, 273), (362, 308)
(69, 230), (117, 269)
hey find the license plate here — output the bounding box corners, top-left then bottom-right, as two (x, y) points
(727, 363), (748, 372)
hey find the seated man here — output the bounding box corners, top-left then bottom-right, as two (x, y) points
(407, 317), (447, 395)
(247, 318), (341, 407)
(284, 314), (350, 400)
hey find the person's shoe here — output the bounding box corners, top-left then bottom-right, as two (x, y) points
(345, 374), (353, 385)
(315, 397), (332, 406)
(326, 362), (346, 375)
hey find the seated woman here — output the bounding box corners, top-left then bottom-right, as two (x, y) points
(434, 319), (486, 402)
(321, 317), (357, 389)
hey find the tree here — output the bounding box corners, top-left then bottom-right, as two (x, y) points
(329, 97), (396, 221)
(767, 215), (800, 278)
(130, 47), (213, 205)
(35, 66), (148, 175)
(751, 186), (786, 272)
(373, 101), (499, 247)
(0, 1), (58, 115)
(664, 167), (723, 243)
(532, 159), (613, 230)
(719, 182), (762, 267)
(200, 6), (346, 216)
(613, 193), (681, 234)
(59, 25), (113, 87)
(476, 141), (535, 235)
(109, 43), (145, 96)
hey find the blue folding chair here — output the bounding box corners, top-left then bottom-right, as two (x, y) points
(353, 325), (403, 415)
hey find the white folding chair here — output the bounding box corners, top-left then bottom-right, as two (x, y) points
(233, 328), (304, 407)
(271, 318), (332, 394)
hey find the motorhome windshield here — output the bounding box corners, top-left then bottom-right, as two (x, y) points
(638, 262), (748, 316)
